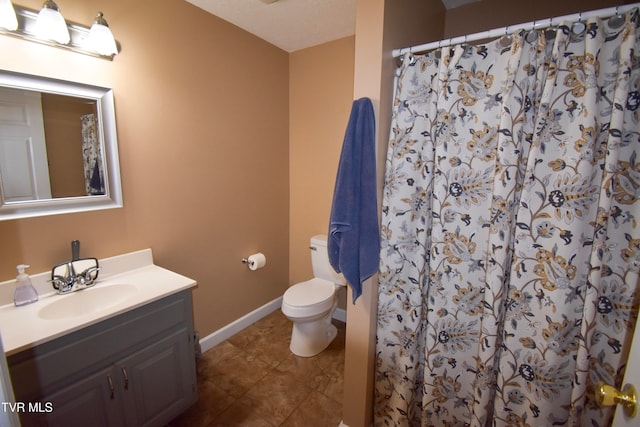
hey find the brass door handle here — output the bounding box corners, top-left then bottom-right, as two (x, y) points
(595, 382), (637, 418)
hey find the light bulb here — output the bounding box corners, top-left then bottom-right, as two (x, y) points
(86, 12), (117, 56)
(35, 0), (70, 44)
(0, 0), (18, 31)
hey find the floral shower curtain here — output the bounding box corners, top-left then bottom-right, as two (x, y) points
(81, 113), (105, 195)
(376, 8), (640, 427)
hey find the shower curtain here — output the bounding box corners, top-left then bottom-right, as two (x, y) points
(81, 113), (105, 195)
(376, 8), (640, 427)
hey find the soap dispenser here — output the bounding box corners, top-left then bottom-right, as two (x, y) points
(14, 264), (39, 307)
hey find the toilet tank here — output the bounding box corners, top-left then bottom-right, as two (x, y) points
(310, 235), (345, 285)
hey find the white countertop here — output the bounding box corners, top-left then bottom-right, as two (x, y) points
(0, 249), (196, 356)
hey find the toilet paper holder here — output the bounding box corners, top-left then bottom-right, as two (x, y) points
(241, 252), (266, 270)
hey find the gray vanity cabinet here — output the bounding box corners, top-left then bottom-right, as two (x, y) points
(7, 290), (198, 427)
(30, 365), (124, 427)
(118, 329), (195, 426)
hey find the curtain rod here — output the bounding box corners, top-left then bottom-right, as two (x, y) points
(392, 2), (640, 58)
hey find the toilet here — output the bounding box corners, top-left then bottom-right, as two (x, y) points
(281, 234), (345, 357)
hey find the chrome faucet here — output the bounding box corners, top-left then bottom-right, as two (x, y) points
(50, 263), (100, 294)
(50, 240), (100, 294)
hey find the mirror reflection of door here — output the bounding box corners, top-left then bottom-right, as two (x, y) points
(0, 87), (51, 202)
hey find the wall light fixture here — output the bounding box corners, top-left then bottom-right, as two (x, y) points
(85, 12), (117, 56)
(34, 0), (69, 44)
(0, 0), (119, 60)
(0, 0), (18, 31)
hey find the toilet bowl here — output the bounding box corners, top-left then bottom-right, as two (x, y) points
(281, 235), (345, 357)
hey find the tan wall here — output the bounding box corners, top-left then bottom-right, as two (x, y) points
(0, 0), (290, 338)
(444, 0), (633, 37)
(343, 1), (446, 425)
(289, 36), (355, 309)
(42, 94), (93, 198)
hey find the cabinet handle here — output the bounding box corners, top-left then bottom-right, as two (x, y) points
(121, 367), (129, 390)
(107, 375), (115, 400)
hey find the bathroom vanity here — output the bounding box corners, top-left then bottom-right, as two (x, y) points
(0, 249), (198, 427)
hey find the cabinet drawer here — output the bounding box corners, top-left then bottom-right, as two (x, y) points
(8, 290), (194, 400)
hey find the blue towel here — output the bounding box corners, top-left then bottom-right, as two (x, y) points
(328, 97), (379, 303)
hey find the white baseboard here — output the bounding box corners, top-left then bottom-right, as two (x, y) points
(199, 296), (283, 353)
(334, 307), (346, 323)
(199, 296), (347, 353)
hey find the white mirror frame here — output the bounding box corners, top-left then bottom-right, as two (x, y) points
(0, 70), (122, 221)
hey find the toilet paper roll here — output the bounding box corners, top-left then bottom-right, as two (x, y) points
(247, 253), (266, 271)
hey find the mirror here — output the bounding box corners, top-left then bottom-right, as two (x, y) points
(0, 70), (122, 220)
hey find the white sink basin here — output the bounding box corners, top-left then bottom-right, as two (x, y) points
(38, 284), (139, 320)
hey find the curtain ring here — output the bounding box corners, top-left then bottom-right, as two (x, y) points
(526, 21), (538, 43)
(408, 50), (416, 65)
(407, 47), (414, 65)
(574, 12), (586, 34)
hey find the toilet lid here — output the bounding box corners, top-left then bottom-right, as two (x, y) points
(283, 278), (335, 307)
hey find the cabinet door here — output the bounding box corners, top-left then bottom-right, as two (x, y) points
(20, 366), (125, 427)
(118, 328), (197, 427)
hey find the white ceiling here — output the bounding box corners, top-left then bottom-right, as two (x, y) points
(185, 0), (481, 53)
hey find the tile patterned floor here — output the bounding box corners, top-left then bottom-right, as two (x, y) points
(169, 310), (346, 427)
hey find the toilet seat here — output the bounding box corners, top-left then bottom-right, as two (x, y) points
(282, 278), (335, 318)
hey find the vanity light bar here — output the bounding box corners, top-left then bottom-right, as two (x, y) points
(0, 4), (119, 60)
